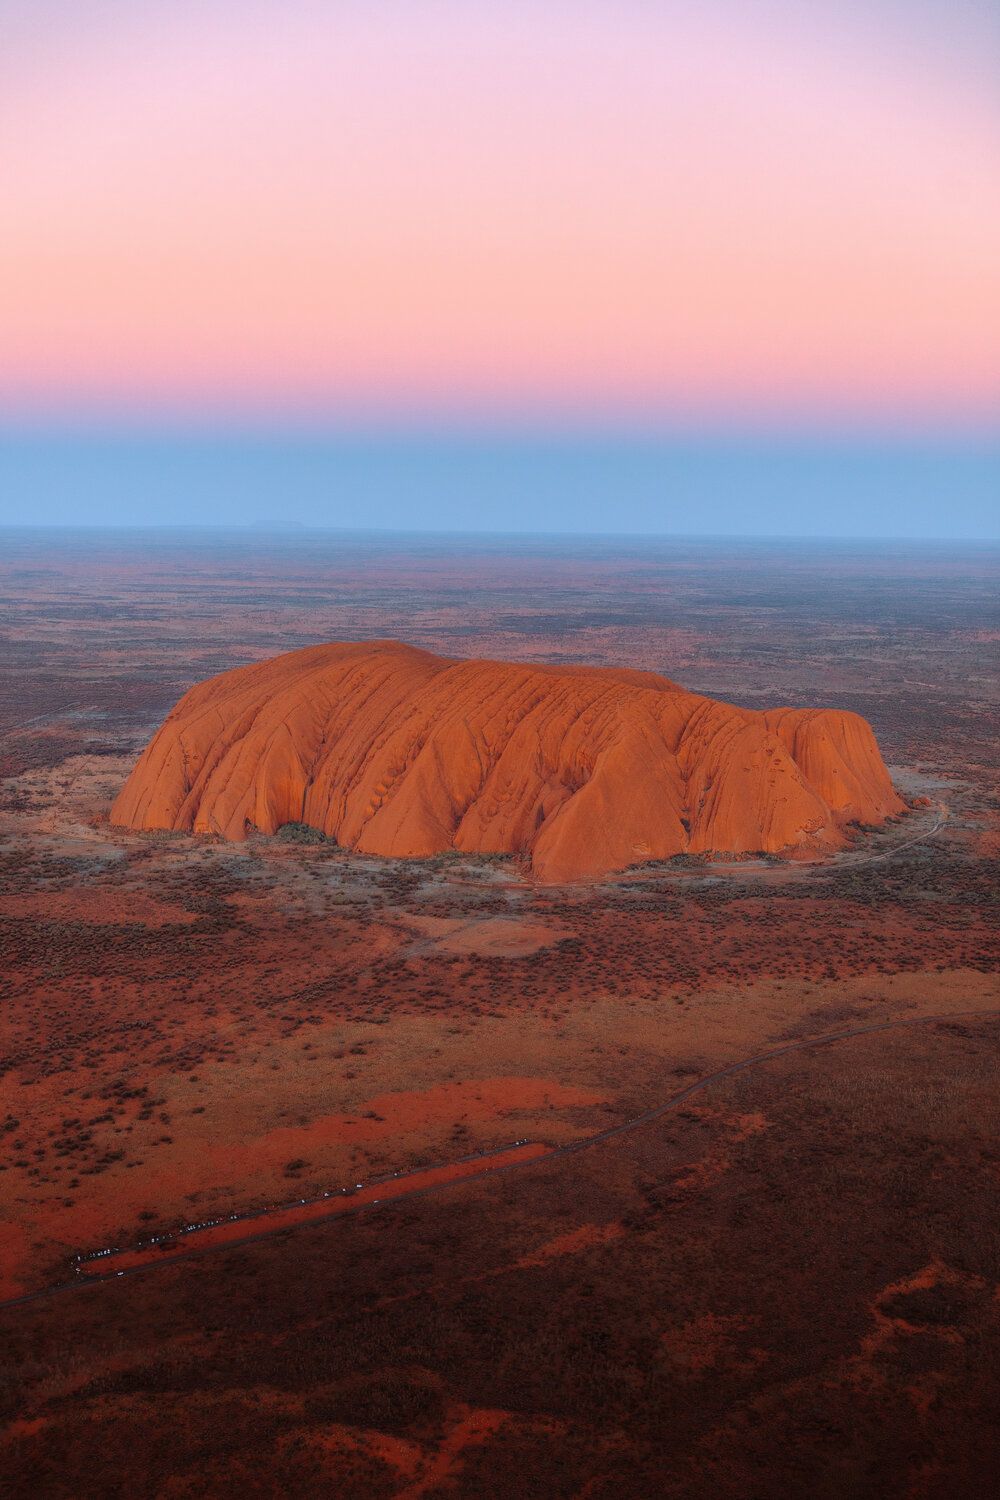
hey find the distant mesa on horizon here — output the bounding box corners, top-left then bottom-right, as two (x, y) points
(111, 641), (905, 883)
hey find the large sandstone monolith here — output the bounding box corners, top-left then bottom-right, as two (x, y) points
(112, 640), (905, 883)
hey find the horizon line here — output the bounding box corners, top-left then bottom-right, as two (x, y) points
(3, 523), (998, 547)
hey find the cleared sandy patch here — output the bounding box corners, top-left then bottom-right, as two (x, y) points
(2, 888), (199, 928)
(204, 1075), (605, 1180)
(512, 1221), (625, 1270)
(407, 914), (570, 957)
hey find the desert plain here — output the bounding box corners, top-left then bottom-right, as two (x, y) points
(1, 530), (998, 1498)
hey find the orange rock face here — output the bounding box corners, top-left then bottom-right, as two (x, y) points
(111, 640), (905, 883)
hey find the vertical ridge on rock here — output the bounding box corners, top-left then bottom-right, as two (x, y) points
(111, 641), (905, 881)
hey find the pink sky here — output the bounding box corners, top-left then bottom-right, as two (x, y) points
(2, 0), (998, 426)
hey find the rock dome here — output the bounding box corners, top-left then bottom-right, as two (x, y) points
(111, 640), (905, 883)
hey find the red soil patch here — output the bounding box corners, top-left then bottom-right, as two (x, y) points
(392, 1405), (512, 1499)
(512, 1221), (625, 1270)
(217, 1075), (606, 1159)
(407, 914), (570, 957)
(854, 1259), (977, 1374)
(1, 888), (198, 928)
(0, 1074), (601, 1296)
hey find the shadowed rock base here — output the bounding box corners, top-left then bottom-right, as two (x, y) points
(111, 640), (905, 883)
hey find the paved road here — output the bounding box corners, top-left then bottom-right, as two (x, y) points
(2, 997), (996, 1314)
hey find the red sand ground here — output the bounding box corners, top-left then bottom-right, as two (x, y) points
(84, 1141), (552, 1278)
(0, 746), (992, 1304)
(1, 534), (997, 1496)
